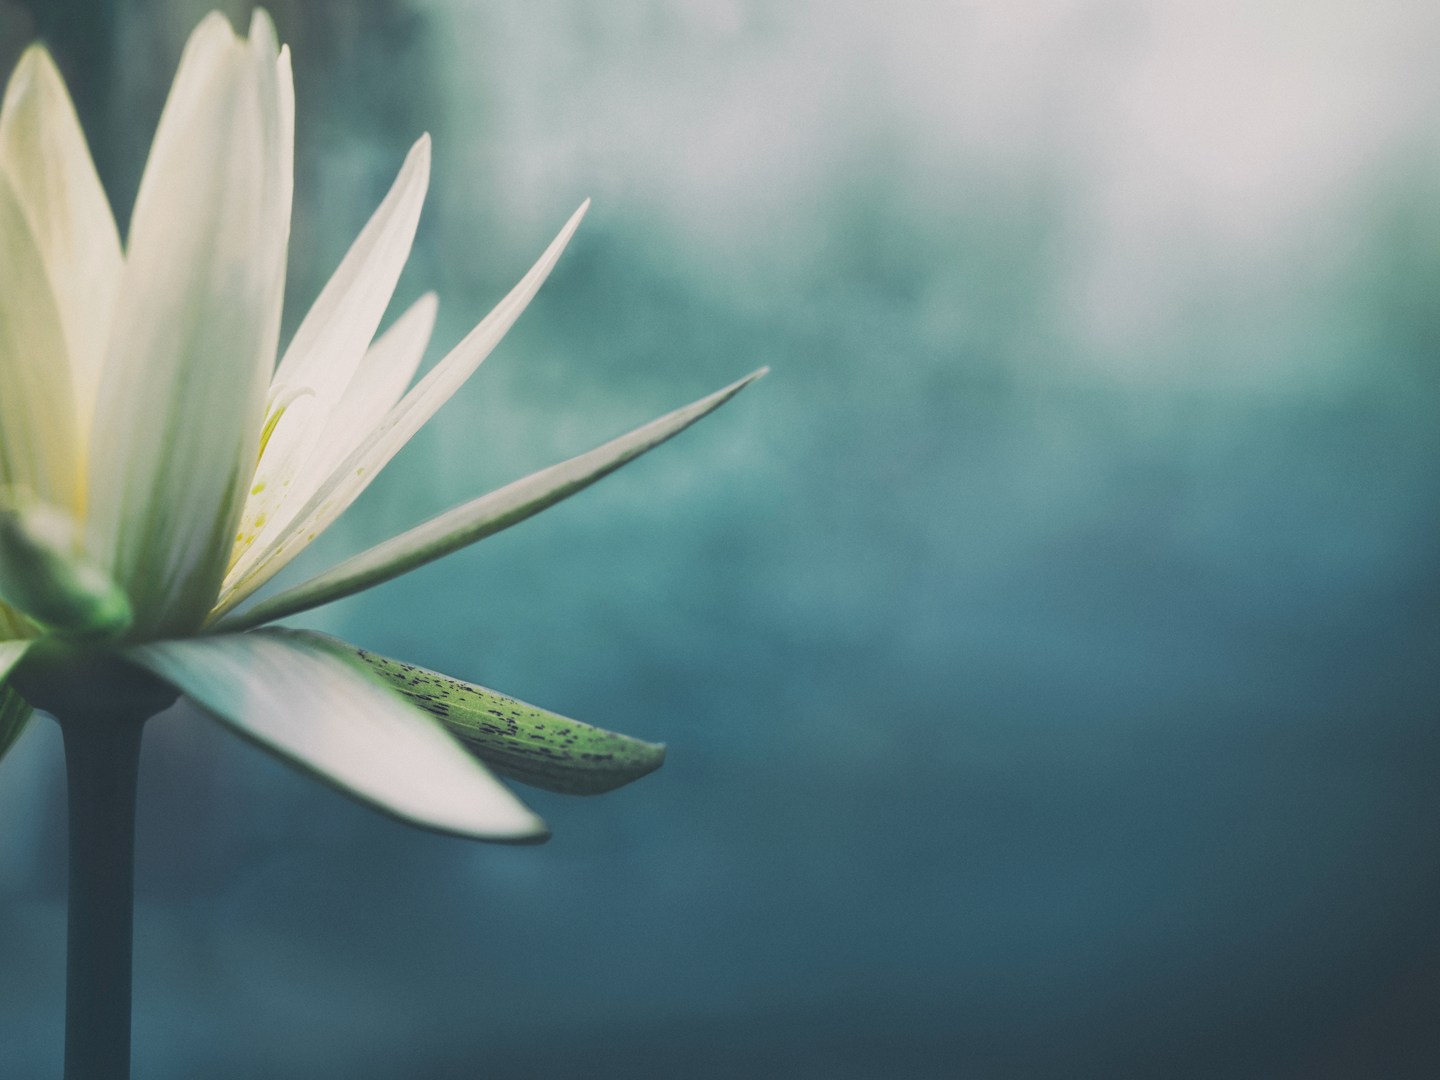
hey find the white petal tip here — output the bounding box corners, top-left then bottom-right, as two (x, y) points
(11, 43), (48, 79)
(404, 134), (432, 174)
(383, 796), (551, 844)
(548, 200), (590, 254)
(194, 10), (240, 41)
(483, 817), (553, 846)
(248, 8), (279, 51)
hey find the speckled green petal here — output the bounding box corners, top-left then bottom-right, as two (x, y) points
(318, 634), (666, 796)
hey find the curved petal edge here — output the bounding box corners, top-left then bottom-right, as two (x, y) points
(126, 629), (549, 843)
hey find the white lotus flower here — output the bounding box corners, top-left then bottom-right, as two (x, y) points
(0, 11), (761, 839)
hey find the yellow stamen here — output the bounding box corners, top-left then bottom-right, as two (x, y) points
(227, 384), (315, 572)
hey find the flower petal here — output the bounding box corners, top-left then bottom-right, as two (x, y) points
(0, 643), (33, 765)
(214, 368), (767, 631)
(319, 635), (665, 795)
(0, 45), (122, 441)
(86, 11), (292, 639)
(126, 629), (549, 842)
(0, 681), (32, 767)
(0, 600), (35, 641)
(216, 200), (589, 615)
(0, 639), (29, 681)
(234, 137), (430, 564)
(0, 171), (79, 514)
(305, 291), (437, 486)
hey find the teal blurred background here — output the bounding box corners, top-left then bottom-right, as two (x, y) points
(3, 0), (1440, 1075)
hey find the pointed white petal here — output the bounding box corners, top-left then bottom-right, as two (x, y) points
(0, 171), (79, 514)
(216, 201), (589, 615)
(315, 291), (437, 472)
(215, 369), (766, 631)
(126, 629), (549, 842)
(86, 12), (291, 639)
(0, 46), (122, 438)
(233, 137), (430, 563)
(128, 11), (235, 189)
(265, 292), (436, 514)
(275, 40), (294, 263)
(273, 136), (429, 391)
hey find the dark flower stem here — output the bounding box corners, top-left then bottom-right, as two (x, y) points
(59, 710), (146, 1080)
(14, 643), (178, 1080)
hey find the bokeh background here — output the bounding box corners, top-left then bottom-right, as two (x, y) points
(3, 0), (1440, 1076)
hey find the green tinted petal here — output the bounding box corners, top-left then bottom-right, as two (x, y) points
(86, 12), (291, 637)
(0, 639), (29, 680)
(0, 497), (129, 637)
(126, 628), (549, 843)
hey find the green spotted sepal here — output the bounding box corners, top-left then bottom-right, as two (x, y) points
(323, 635), (666, 796)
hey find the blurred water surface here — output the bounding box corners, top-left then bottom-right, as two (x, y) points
(3, 1), (1440, 1076)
